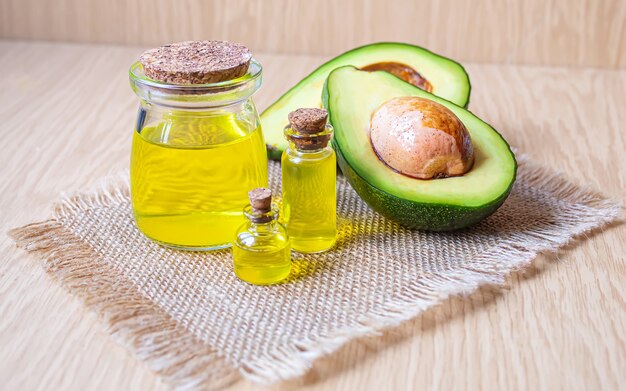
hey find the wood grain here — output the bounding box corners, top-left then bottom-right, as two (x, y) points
(0, 0), (625, 69)
(0, 40), (624, 391)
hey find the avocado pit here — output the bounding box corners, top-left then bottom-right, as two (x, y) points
(370, 96), (474, 179)
(361, 62), (433, 92)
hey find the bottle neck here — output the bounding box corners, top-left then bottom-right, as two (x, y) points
(247, 219), (279, 233)
(286, 143), (333, 159)
(283, 124), (334, 153)
(243, 204), (280, 225)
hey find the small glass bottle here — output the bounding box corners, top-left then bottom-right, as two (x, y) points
(281, 108), (337, 253)
(233, 188), (291, 285)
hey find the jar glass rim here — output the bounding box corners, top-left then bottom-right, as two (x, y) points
(129, 58), (262, 108)
(129, 58), (262, 91)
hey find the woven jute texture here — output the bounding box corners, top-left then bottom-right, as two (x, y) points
(10, 156), (621, 390)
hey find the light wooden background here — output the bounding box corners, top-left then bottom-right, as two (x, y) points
(1, 40), (625, 391)
(1, 1), (625, 391)
(1, 0), (625, 68)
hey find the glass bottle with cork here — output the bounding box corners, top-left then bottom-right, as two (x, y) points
(129, 41), (268, 250)
(281, 108), (337, 253)
(233, 188), (291, 285)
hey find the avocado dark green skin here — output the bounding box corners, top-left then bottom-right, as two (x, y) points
(261, 42), (472, 160)
(266, 144), (282, 161)
(333, 141), (515, 231)
(263, 42), (472, 111)
(323, 67), (516, 231)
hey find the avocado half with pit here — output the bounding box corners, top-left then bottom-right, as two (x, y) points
(323, 66), (516, 231)
(262, 42), (471, 159)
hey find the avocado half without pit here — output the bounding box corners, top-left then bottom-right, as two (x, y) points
(261, 42), (471, 159)
(323, 66), (517, 231)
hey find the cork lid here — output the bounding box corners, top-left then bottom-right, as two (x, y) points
(246, 188), (275, 223)
(140, 41), (252, 84)
(248, 188), (272, 213)
(286, 108), (332, 150)
(288, 108), (329, 134)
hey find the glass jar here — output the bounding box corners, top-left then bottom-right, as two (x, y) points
(129, 59), (268, 250)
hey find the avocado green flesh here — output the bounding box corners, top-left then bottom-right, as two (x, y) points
(324, 66), (516, 230)
(335, 142), (511, 230)
(261, 42), (471, 159)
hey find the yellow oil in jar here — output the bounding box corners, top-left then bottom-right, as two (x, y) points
(281, 149), (337, 253)
(130, 114), (268, 249)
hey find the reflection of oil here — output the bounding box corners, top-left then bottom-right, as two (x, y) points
(286, 259), (319, 281)
(131, 116), (268, 249)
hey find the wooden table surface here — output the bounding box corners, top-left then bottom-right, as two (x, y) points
(0, 40), (624, 391)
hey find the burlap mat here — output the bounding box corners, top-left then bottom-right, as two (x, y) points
(9, 155), (621, 390)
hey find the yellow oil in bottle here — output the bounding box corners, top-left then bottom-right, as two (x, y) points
(282, 148), (337, 253)
(233, 237), (291, 284)
(233, 190), (291, 285)
(130, 113), (268, 249)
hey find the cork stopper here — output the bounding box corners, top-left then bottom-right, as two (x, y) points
(287, 108), (332, 150)
(248, 188), (272, 213)
(288, 108), (328, 134)
(140, 40), (252, 84)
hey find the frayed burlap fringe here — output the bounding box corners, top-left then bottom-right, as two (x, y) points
(9, 219), (240, 390)
(8, 155), (623, 390)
